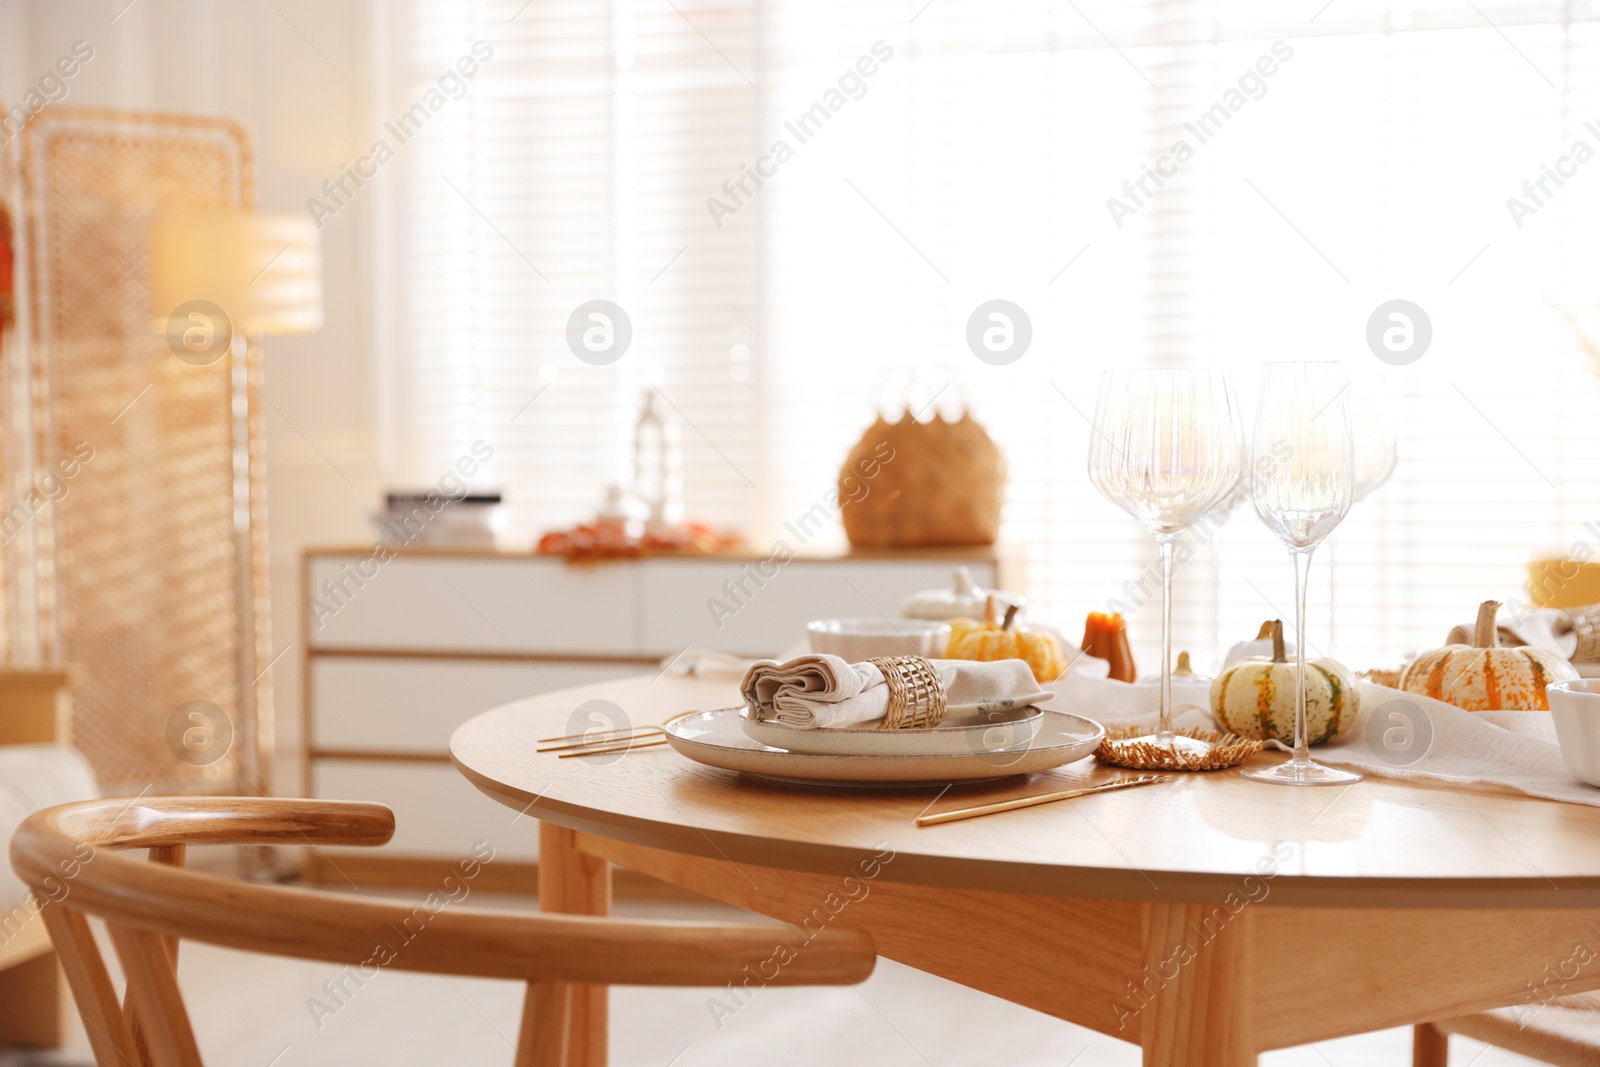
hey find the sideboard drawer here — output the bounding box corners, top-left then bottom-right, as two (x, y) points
(310, 656), (647, 755)
(313, 758), (539, 861)
(306, 555), (637, 654)
(638, 557), (998, 657)
(300, 546), (1009, 884)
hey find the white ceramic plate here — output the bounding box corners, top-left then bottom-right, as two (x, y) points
(665, 707), (1104, 786)
(738, 704), (1044, 757)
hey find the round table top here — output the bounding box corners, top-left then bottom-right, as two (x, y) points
(450, 673), (1600, 908)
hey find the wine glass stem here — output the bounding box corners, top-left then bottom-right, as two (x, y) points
(1291, 545), (1315, 770)
(1158, 537), (1176, 745)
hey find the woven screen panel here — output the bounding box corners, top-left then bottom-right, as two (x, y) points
(21, 108), (268, 795)
(0, 121), (15, 660)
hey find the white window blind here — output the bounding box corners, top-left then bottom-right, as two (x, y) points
(378, 0), (1600, 669)
(379, 0), (763, 529)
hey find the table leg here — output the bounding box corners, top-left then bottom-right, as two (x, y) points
(1140, 902), (1256, 1066)
(1412, 1023), (1449, 1067)
(521, 822), (611, 1067)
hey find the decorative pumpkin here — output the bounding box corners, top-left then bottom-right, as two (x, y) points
(1209, 620), (1359, 745)
(1223, 620), (1296, 670)
(839, 411), (1005, 547)
(1081, 611), (1137, 683)
(899, 566), (1024, 621)
(1177, 652), (1209, 684)
(1400, 600), (1578, 711)
(1156, 650), (1212, 684)
(947, 596), (1066, 684)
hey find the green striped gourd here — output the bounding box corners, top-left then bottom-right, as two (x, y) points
(1209, 620), (1358, 746)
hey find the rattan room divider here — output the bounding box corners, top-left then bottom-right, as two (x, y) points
(4, 107), (271, 797)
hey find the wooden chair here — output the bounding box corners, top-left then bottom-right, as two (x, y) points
(1414, 1003), (1600, 1067)
(9, 797), (877, 1067)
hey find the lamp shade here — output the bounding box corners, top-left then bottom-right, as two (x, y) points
(150, 212), (322, 336)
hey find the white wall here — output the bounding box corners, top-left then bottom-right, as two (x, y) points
(1, 0), (386, 792)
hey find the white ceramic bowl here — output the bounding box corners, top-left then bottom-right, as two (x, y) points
(805, 618), (950, 661)
(1548, 679), (1600, 787)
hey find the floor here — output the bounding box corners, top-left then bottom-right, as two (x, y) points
(0, 888), (1544, 1067)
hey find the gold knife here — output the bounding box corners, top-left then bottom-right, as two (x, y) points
(915, 774), (1171, 827)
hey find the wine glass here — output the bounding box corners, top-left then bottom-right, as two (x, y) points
(1088, 368), (1244, 751)
(1242, 362), (1362, 786)
(1352, 388), (1397, 502)
(1327, 385), (1396, 653)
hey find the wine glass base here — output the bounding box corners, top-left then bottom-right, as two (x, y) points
(1240, 759), (1362, 786)
(1121, 733), (1213, 756)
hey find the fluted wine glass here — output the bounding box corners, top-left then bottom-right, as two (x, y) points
(1243, 362), (1362, 786)
(1352, 386), (1397, 502)
(1088, 368), (1244, 752)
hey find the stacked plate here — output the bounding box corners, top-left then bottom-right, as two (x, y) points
(663, 705), (1104, 787)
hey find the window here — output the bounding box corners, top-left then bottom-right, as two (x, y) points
(377, 0), (1600, 668)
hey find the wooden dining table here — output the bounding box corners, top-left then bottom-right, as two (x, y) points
(450, 672), (1600, 1066)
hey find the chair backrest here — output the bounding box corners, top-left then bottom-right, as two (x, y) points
(10, 797), (876, 1067)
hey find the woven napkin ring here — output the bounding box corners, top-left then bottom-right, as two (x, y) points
(1569, 604), (1600, 663)
(866, 656), (948, 730)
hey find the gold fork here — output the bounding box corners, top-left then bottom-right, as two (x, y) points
(537, 725), (667, 759)
(536, 709), (701, 759)
(915, 774), (1171, 827)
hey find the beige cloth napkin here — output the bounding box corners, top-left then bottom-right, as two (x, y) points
(1444, 607), (1578, 659)
(1040, 672), (1600, 808)
(741, 655), (1052, 730)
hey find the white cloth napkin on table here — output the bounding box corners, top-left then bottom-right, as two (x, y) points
(658, 648), (759, 678)
(658, 643), (812, 679)
(1315, 684), (1600, 806)
(741, 655), (1052, 730)
(1040, 672), (1600, 808)
(1043, 668), (1215, 725)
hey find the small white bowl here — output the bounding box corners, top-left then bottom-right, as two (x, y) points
(805, 618), (950, 661)
(1548, 679), (1600, 787)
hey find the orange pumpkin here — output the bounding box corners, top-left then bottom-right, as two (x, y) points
(1400, 600), (1578, 711)
(947, 596), (1066, 684)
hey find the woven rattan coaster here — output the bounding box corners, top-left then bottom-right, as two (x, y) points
(1094, 726), (1263, 772)
(1358, 667), (1402, 688)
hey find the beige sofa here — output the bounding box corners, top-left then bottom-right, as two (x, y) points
(0, 671), (97, 1048)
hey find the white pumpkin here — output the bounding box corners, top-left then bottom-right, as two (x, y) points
(1222, 620), (1297, 670)
(1210, 620), (1358, 746)
(899, 567), (1024, 621)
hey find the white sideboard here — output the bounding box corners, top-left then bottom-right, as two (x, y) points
(301, 546), (1009, 888)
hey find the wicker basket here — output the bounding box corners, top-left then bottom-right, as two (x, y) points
(839, 411), (1005, 547)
